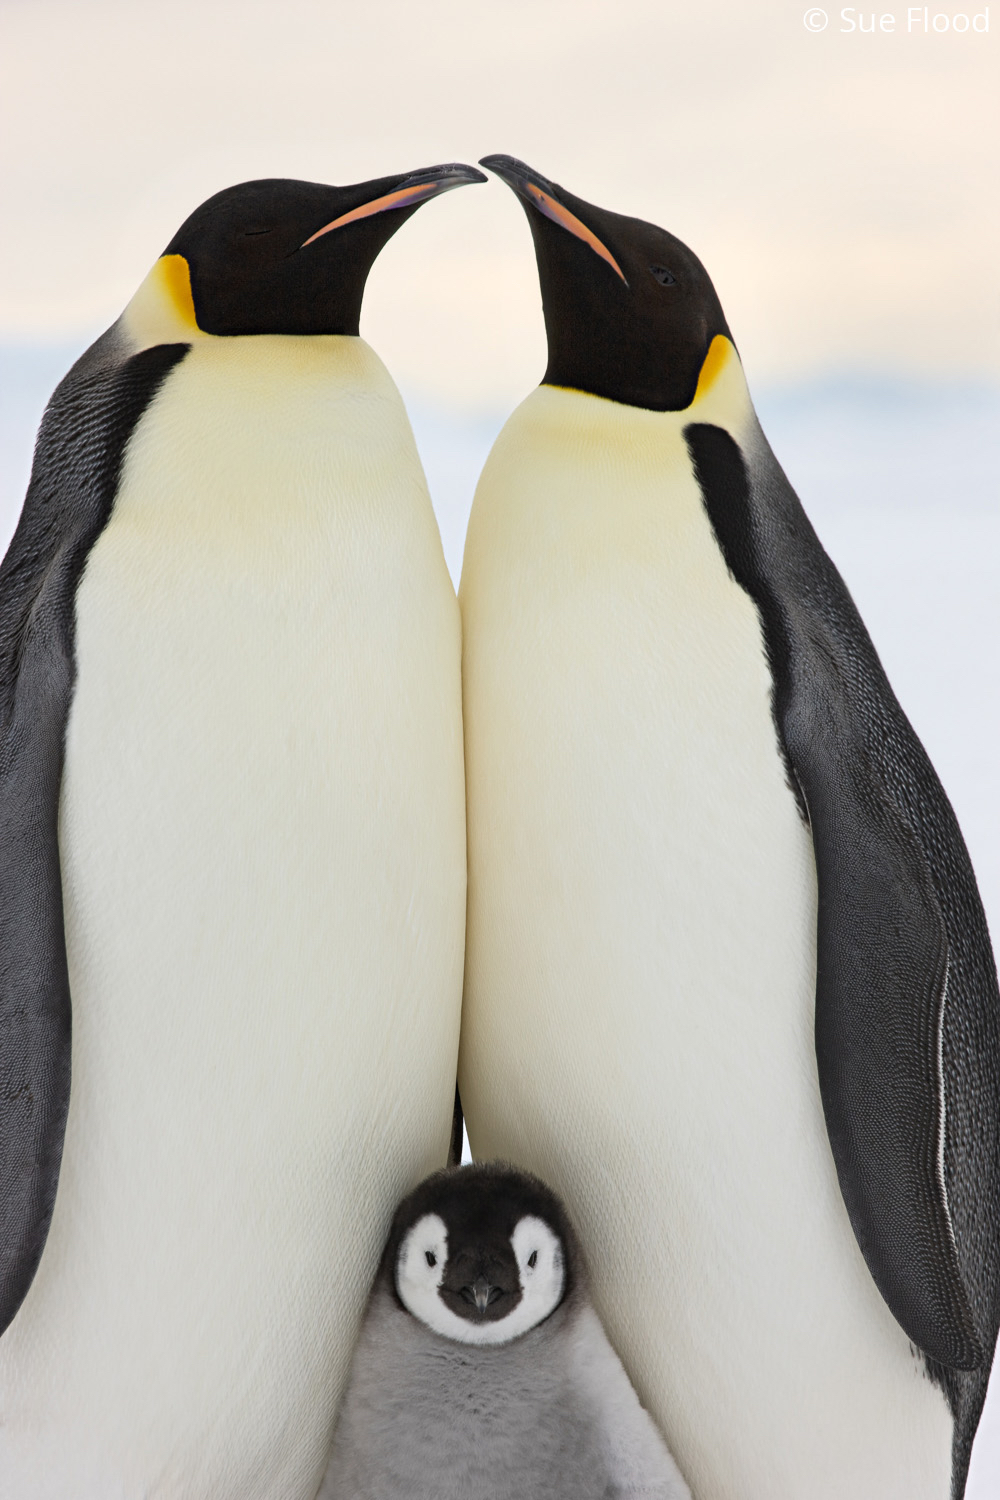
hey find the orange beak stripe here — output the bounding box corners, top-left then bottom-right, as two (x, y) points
(523, 182), (627, 284)
(300, 182), (447, 248)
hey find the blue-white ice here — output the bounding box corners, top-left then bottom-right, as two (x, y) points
(1, 344), (998, 1490)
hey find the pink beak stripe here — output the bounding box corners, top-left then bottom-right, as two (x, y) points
(523, 181), (627, 284)
(300, 182), (446, 248)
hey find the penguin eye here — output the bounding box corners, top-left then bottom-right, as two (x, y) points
(527, 1250), (538, 1269)
(650, 265), (676, 286)
(424, 1251), (437, 1268)
(244, 227), (273, 237)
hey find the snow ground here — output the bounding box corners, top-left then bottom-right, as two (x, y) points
(1, 345), (998, 1490)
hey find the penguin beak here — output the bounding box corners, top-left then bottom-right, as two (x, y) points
(462, 1276), (497, 1315)
(480, 153), (628, 286)
(300, 163), (487, 248)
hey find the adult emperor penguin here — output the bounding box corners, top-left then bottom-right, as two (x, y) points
(0, 165), (482, 1497)
(458, 155), (1000, 1500)
(318, 1163), (691, 1499)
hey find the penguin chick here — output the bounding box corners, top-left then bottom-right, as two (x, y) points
(317, 1163), (691, 1500)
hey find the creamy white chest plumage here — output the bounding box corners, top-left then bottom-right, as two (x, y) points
(459, 375), (952, 1500)
(0, 336), (466, 1499)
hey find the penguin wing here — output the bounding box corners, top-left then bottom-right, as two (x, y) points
(685, 421), (1000, 1375)
(0, 332), (188, 1336)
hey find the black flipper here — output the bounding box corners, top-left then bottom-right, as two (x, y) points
(686, 421), (1000, 1487)
(447, 1086), (465, 1169)
(0, 332), (188, 1336)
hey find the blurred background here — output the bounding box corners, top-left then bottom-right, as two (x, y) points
(1, 0), (997, 1484)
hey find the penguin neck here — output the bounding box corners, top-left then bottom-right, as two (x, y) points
(114, 335), (417, 537)
(170, 332), (401, 399)
(534, 335), (756, 453)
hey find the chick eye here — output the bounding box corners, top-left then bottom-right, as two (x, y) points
(650, 265), (676, 286)
(424, 1251), (437, 1268)
(527, 1250), (538, 1269)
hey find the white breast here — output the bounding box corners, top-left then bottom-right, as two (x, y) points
(458, 380), (952, 1500)
(0, 336), (466, 1499)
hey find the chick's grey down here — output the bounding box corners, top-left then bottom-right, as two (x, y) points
(318, 1285), (689, 1500)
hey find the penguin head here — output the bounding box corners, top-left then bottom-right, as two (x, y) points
(481, 154), (731, 412)
(387, 1164), (578, 1347)
(122, 165), (486, 349)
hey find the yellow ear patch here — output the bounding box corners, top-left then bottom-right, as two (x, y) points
(158, 255), (199, 329)
(691, 335), (732, 404)
(685, 334), (753, 433)
(122, 253), (205, 351)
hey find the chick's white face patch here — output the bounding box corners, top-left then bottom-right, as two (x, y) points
(511, 1216), (565, 1332)
(395, 1210), (565, 1347)
(395, 1213), (449, 1330)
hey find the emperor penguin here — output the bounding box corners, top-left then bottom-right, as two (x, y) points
(317, 1162), (692, 1499)
(458, 155), (1000, 1500)
(0, 165), (483, 1498)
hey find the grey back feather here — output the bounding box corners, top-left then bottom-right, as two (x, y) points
(0, 329), (189, 1334)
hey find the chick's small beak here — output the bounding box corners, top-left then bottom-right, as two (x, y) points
(459, 1276), (499, 1315)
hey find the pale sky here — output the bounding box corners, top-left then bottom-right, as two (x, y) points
(2, 0), (998, 408)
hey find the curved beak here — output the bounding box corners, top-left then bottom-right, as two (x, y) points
(470, 1276), (494, 1315)
(480, 153), (559, 199)
(301, 162), (487, 249)
(480, 154), (628, 285)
